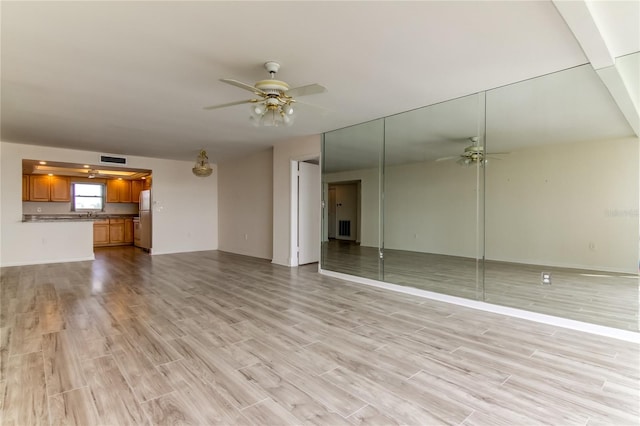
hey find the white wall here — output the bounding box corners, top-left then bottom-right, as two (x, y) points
(218, 148), (273, 259)
(0, 141), (218, 266)
(272, 135), (321, 266)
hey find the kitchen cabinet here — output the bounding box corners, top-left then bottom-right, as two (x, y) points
(22, 175), (29, 201)
(131, 180), (143, 203)
(124, 218), (134, 243)
(29, 175), (50, 201)
(93, 218), (134, 247)
(93, 219), (110, 245)
(109, 218), (125, 243)
(28, 175), (70, 202)
(49, 176), (71, 202)
(106, 179), (132, 203)
(106, 180), (120, 203)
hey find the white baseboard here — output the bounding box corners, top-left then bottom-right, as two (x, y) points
(319, 268), (640, 343)
(271, 259), (298, 268)
(1, 255), (95, 267)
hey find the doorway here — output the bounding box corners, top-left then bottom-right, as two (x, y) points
(327, 181), (360, 242)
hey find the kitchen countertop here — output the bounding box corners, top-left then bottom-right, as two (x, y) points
(22, 214), (139, 223)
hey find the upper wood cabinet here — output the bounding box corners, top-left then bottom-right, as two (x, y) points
(27, 175), (70, 202)
(106, 180), (120, 203)
(119, 180), (132, 203)
(29, 175), (50, 201)
(22, 175), (29, 201)
(131, 180), (143, 203)
(50, 176), (71, 202)
(106, 179), (135, 203)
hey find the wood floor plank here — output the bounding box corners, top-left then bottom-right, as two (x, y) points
(0, 327), (11, 382)
(347, 404), (402, 426)
(42, 330), (86, 396)
(156, 360), (252, 425)
(237, 338), (366, 417)
(141, 392), (203, 426)
(168, 335), (268, 409)
(81, 355), (148, 425)
(8, 312), (41, 356)
(109, 333), (174, 403)
(320, 366), (449, 425)
(240, 397), (301, 426)
(118, 317), (181, 366)
(48, 387), (100, 426)
(240, 362), (351, 425)
(1, 352), (48, 426)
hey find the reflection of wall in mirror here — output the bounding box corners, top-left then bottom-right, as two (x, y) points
(326, 136), (638, 274)
(485, 136), (638, 274)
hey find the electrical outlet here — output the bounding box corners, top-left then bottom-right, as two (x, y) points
(541, 272), (551, 285)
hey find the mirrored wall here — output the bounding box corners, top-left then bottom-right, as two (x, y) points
(322, 61), (639, 331)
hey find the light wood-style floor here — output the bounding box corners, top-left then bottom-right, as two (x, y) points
(1, 247), (638, 425)
(322, 240), (640, 331)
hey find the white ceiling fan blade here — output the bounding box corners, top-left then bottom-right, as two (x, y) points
(435, 155), (458, 162)
(292, 99), (331, 115)
(203, 99), (255, 110)
(220, 78), (266, 95)
(287, 83), (327, 98)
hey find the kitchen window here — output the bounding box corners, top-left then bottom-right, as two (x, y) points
(73, 183), (104, 211)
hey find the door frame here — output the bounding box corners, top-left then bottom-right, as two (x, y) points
(289, 155), (321, 267)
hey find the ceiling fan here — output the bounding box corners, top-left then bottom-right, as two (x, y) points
(436, 137), (508, 166)
(203, 61), (327, 127)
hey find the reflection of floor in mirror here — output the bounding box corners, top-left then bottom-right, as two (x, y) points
(322, 240), (639, 331)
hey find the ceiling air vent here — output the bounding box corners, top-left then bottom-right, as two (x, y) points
(100, 155), (127, 166)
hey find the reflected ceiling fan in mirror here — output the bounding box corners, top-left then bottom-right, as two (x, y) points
(436, 137), (508, 166)
(203, 61), (327, 127)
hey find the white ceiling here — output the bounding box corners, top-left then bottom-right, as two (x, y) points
(1, 1), (638, 164)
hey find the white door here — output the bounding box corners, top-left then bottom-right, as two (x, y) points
(298, 162), (320, 265)
(336, 183), (358, 241)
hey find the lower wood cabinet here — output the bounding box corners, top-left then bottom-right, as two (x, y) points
(109, 219), (125, 243)
(124, 218), (134, 243)
(93, 219), (110, 246)
(93, 218), (134, 247)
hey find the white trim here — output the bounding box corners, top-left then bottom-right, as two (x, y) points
(289, 154), (321, 268)
(271, 257), (293, 267)
(290, 160), (299, 267)
(2, 255), (95, 267)
(596, 65), (640, 137)
(552, 0), (614, 70)
(319, 268), (640, 343)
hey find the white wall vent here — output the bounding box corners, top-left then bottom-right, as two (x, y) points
(100, 154), (127, 166)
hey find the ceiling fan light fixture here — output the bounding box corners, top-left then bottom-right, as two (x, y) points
(192, 150), (213, 177)
(205, 61), (324, 128)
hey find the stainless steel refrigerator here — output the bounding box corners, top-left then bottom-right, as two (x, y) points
(136, 189), (152, 250)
